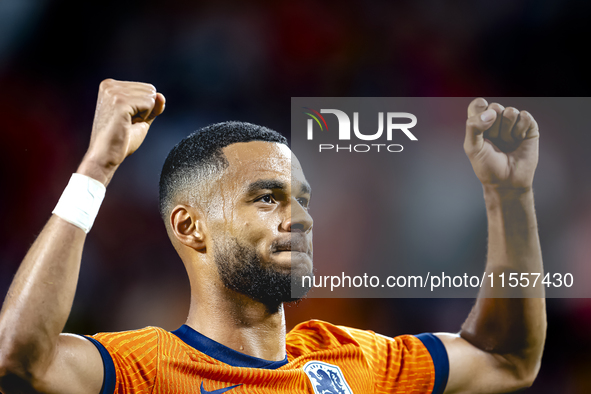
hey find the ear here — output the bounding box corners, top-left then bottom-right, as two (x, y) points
(170, 205), (207, 251)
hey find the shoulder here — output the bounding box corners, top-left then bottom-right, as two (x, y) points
(286, 319), (427, 356)
(85, 327), (171, 394)
(287, 320), (449, 394)
(91, 326), (163, 348)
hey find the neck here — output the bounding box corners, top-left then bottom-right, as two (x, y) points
(185, 285), (287, 362)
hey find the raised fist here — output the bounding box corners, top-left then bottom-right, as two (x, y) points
(80, 79), (165, 185)
(464, 98), (539, 190)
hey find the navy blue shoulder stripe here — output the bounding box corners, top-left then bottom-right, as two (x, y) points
(172, 325), (288, 369)
(415, 333), (449, 394)
(84, 336), (116, 394)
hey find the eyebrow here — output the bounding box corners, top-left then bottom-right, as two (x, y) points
(246, 179), (312, 195)
(300, 181), (312, 195)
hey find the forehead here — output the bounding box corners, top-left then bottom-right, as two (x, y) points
(221, 141), (306, 189)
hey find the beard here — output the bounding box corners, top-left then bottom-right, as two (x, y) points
(213, 235), (312, 312)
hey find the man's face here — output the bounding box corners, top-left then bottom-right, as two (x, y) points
(206, 141), (313, 308)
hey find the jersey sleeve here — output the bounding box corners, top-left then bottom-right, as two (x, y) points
(340, 327), (449, 394)
(84, 327), (160, 394)
(414, 333), (449, 394)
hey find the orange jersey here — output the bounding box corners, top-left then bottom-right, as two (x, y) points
(86, 320), (448, 394)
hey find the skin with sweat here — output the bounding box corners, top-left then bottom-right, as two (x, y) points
(171, 141), (313, 361)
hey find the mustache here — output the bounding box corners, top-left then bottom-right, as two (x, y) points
(272, 235), (310, 253)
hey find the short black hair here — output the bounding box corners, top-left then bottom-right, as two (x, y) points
(159, 121), (288, 224)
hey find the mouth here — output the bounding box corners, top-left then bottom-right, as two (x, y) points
(274, 247), (305, 253)
(273, 240), (309, 254)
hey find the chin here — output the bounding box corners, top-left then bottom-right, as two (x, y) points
(215, 237), (313, 310)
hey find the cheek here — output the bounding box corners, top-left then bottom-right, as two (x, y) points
(237, 221), (265, 237)
(236, 217), (279, 242)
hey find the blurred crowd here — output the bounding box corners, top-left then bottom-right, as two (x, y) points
(1, 0), (590, 392)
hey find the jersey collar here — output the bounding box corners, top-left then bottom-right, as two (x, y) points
(171, 325), (289, 369)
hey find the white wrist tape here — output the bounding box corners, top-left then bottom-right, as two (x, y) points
(52, 173), (106, 233)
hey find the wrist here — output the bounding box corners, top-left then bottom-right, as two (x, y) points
(482, 185), (534, 210)
(482, 184), (533, 198)
(77, 154), (119, 187)
(52, 173), (106, 233)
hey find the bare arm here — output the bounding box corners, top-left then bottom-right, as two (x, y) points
(438, 99), (546, 393)
(0, 79), (165, 394)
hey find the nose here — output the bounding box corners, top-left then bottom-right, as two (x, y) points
(281, 198), (313, 233)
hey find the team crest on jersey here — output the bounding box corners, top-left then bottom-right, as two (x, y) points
(303, 361), (353, 394)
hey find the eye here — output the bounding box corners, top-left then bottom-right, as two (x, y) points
(255, 194), (275, 204)
(297, 197), (310, 209)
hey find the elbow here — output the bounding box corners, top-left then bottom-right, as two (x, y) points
(512, 372), (536, 391)
(512, 331), (546, 389)
(506, 354), (543, 391)
(519, 361), (542, 389)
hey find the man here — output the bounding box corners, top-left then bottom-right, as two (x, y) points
(0, 79), (546, 393)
